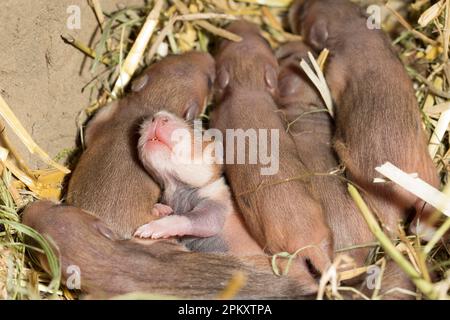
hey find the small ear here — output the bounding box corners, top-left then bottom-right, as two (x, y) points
(308, 18), (329, 51)
(278, 74), (301, 97)
(217, 66), (230, 90)
(288, 0), (306, 34)
(265, 64), (278, 91)
(184, 100), (200, 121)
(131, 74), (149, 92)
(94, 221), (121, 241)
(207, 74), (214, 90)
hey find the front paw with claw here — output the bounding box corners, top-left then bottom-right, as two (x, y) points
(134, 215), (191, 239)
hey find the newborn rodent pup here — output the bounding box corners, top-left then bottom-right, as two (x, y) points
(210, 20), (332, 293)
(276, 41), (414, 299)
(134, 111), (268, 255)
(134, 110), (232, 252)
(67, 52), (215, 238)
(276, 41), (371, 267)
(22, 201), (311, 299)
(289, 0), (440, 238)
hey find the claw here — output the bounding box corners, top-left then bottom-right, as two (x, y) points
(134, 215), (191, 239)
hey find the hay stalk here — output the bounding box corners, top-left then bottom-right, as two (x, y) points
(0, 95), (69, 174)
(348, 184), (442, 300)
(111, 0), (164, 99)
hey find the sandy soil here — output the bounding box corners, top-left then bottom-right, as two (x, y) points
(0, 0), (143, 168)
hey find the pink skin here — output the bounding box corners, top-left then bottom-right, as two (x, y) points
(135, 112), (196, 240)
(135, 111), (228, 241)
(136, 113), (181, 239)
(142, 114), (179, 153)
(135, 112), (227, 241)
(151, 203), (174, 217)
(134, 215), (192, 239)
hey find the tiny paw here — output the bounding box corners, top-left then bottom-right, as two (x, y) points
(134, 216), (190, 239)
(151, 203), (173, 217)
